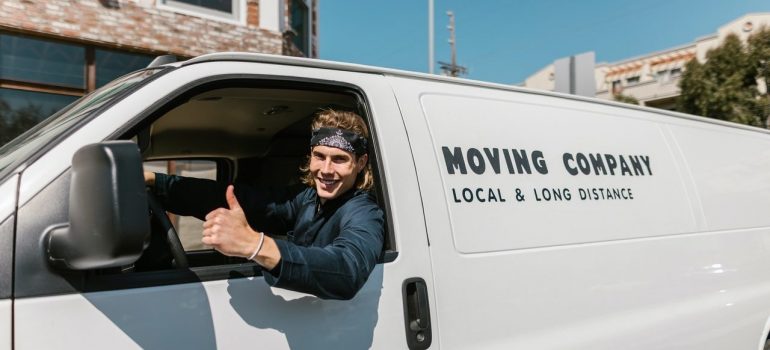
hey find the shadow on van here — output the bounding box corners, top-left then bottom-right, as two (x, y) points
(82, 274), (216, 349)
(226, 265), (384, 350)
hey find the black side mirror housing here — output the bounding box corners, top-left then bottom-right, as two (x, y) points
(45, 141), (150, 270)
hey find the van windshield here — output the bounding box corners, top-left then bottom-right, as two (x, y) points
(0, 68), (164, 181)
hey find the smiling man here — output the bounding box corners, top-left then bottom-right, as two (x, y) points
(147, 110), (384, 300)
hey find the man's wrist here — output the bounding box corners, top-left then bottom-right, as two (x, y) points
(253, 235), (281, 270)
(247, 231), (265, 260)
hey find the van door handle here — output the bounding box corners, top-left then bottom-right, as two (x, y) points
(403, 278), (432, 350)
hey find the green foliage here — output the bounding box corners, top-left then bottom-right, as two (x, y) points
(0, 98), (46, 146)
(749, 27), (770, 126)
(613, 93), (639, 105)
(678, 31), (770, 127)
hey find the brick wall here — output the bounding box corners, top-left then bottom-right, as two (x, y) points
(0, 0), (297, 58)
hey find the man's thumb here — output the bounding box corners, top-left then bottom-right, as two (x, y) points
(226, 185), (242, 210)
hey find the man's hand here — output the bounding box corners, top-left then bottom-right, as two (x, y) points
(203, 185), (281, 269)
(203, 185), (258, 257)
(144, 171), (156, 186)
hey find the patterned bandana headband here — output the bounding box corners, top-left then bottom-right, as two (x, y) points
(310, 127), (368, 155)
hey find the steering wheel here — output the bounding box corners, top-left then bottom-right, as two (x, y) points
(146, 192), (189, 269)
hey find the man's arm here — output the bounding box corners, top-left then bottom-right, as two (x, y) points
(149, 172), (228, 220)
(262, 204), (385, 300)
(148, 172), (302, 230)
(201, 185), (384, 300)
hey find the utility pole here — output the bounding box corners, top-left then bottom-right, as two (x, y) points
(428, 0), (434, 74)
(439, 11), (467, 77)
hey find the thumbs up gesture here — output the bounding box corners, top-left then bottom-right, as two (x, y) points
(203, 185), (259, 258)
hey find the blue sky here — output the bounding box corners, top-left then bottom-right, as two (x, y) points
(319, 0), (770, 85)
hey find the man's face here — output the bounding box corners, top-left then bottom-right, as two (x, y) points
(310, 145), (367, 203)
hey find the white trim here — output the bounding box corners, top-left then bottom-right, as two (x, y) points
(157, 0), (246, 26)
(258, 0), (283, 32)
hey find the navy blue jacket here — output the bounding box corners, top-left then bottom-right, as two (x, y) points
(153, 173), (384, 300)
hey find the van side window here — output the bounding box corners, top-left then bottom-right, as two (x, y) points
(102, 79), (394, 287)
(143, 159), (218, 252)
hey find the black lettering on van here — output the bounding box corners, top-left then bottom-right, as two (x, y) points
(619, 155), (632, 176)
(467, 148), (486, 174)
(511, 149), (531, 174)
(589, 153), (607, 175)
(462, 188), (473, 201)
(640, 155), (652, 175)
(483, 148), (501, 174)
(532, 150), (548, 174)
(442, 146), (467, 174)
(476, 188), (486, 202)
(451, 188), (462, 202)
(502, 149), (515, 174)
(629, 156), (644, 176)
(605, 154), (617, 175)
(575, 153), (591, 175)
(563, 153), (578, 176)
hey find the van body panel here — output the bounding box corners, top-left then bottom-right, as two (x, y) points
(0, 174), (17, 300)
(0, 216), (14, 301)
(0, 176), (16, 221)
(418, 92), (695, 252)
(0, 300), (10, 350)
(13, 272), (388, 349)
(14, 62), (433, 349)
(667, 124), (770, 230)
(389, 75), (770, 349)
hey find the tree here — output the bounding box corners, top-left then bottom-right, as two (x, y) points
(749, 27), (770, 126)
(678, 32), (766, 127)
(0, 98), (45, 147)
(0, 98), (11, 146)
(613, 93), (639, 105)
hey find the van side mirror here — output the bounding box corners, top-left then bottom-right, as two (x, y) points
(45, 141), (150, 270)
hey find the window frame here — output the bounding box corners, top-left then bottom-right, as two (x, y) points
(90, 75), (396, 292)
(625, 75), (641, 85)
(142, 157), (230, 253)
(289, 0), (310, 56)
(12, 73), (397, 298)
(0, 32), (89, 96)
(158, 0), (245, 25)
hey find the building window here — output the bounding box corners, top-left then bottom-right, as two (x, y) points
(0, 88), (78, 145)
(669, 68), (682, 78)
(656, 70), (669, 83)
(0, 32), (154, 147)
(611, 80), (622, 94)
(626, 76), (640, 85)
(290, 0), (309, 55)
(0, 34), (85, 88)
(95, 49), (153, 88)
(161, 0), (242, 22)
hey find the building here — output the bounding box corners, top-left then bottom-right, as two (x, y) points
(0, 0), (317, 145)
(523, 13), (770, 110)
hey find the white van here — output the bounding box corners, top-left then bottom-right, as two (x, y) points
(2, 53), (770, 350)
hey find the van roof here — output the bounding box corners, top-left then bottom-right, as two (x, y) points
(182, 52), (770, 135)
